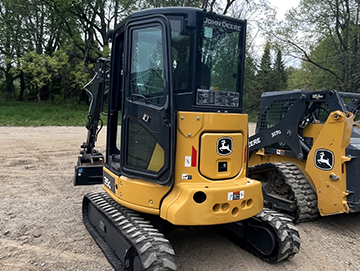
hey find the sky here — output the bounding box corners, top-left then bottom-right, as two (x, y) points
(270, 0), (300, 20)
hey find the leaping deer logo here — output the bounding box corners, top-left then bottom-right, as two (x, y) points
(315, 149), (334, 170)
(217, 137), (232, 155)
(219, 139), (231, 152)
(317, 152), (331, 168)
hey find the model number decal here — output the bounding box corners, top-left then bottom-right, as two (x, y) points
(104, 176), (111, 190)
(249, 137), (261, 147)
(228, 191), (244, 201)
(271, 130), (281, 138)
(312, 94), (324, 100)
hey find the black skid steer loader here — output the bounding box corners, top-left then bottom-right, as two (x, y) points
(248, 89), (360, 223)
(74, 7), (300, 270)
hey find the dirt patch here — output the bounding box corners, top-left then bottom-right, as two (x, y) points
(1, 125), (360, 271)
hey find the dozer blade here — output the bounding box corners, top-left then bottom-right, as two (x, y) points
(82, 192), (177, 271)
(221, 208), (301, 263)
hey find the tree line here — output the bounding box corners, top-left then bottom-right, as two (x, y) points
(1, 0), (250, 104)
(1, 0), (359, 114)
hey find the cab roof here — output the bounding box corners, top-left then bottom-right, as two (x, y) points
(114, 7), (245, 31)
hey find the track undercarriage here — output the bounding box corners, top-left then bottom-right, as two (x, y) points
(249, 162), (319, 223)
(83, 192), (300, 270)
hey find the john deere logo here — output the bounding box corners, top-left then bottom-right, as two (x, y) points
(314, 149), (334, 170)
(217, 137), (233, 156)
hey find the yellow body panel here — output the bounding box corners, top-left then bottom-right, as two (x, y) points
(160, 111), (263, 225)
(200, 133), (243, 179)
(304, 111), (352, 215)
(103, 167), (171, 215)
(161, 179), (261, 225)
(103, 111), (263, 225)
(249, 111), (354, 216)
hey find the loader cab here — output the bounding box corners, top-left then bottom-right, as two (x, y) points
(105, 8), (246, 186)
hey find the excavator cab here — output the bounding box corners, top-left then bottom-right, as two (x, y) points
(105, 8), (246, 187)
(75, 7), (300, 270)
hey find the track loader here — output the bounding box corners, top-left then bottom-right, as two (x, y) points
(248, 89), (360, 223)
(74, 7), (300, 270)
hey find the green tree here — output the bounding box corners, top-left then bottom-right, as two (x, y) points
(272, 49), (287, 90)
(251, 41), (273, 110)
(0, 0), (77, 100)
(0, 0), (261, 104)
(258, 42), (272, 77)
(275, 0), (360, 92)
(243, 53), (258, 115)
(287, 38), (339, 91)
(20, 50), (69, 103)
(244, 42), (269, 113)
(0, 0), (25, 99)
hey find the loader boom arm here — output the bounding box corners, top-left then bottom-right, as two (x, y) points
(249, 90), (351, 160)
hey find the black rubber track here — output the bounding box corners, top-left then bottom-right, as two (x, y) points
(249, 162), (319, 223)
(250, 208), (301, 263)
(83, 192), (177, 271)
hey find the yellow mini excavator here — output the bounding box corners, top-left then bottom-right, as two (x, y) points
(74, 7), (300, 270)
(248, 89), (360, 223)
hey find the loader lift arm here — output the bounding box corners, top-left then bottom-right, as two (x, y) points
(340, 91), (360, 118)
(249, 90), (350, 161)
(74, 57), (110, 186)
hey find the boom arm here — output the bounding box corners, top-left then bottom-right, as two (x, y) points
(74, 58), (110, 186)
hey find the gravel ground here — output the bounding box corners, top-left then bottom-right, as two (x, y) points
(1, 125), (360, 271)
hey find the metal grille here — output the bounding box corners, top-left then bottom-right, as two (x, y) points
(259, 98), (297, 131)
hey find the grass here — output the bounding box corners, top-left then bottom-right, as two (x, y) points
(0, 100), (256, 126)
(0, 100), (106, 126)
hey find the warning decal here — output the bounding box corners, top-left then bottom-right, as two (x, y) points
(228, 191), (244, 201)
(184, 146), (197, 168)
(185, 156), (191, 167)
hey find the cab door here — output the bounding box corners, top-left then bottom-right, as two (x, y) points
(120, 16), (173, 186)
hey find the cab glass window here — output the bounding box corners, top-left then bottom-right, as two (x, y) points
(201, 16), (242, 92)
(170, 19), (191, 93)
(129, 26), (165, 106)
(126, 118), (164, 172)
(196, 16), (244, 108)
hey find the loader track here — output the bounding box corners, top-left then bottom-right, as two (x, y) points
(249, 162), (318, 223)
(83, 192), (177, 271)
(249, 208), (301, 262)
